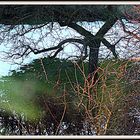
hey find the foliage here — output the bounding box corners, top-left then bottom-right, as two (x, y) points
(0, 57), (89, 135)
(106, 62), (140, 135)
(0, 57), (139, 135)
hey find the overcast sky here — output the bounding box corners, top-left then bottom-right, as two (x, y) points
(0, 61), (13, 76)
(0, 53), (43, 76)
(0, 22), (100, 77)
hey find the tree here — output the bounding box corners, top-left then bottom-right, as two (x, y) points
(0, 5), (139, 81)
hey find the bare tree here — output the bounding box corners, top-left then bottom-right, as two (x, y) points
(1, 5), (138, 80)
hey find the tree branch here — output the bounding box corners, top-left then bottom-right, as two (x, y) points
(96, 17), (118, 38)
(60, 22), (118, 58)
(17, 23), (49, 36)
(120, 19), (140, 40)
(102, 39), (118, 58)
(49, 47), (63, 58)
(23, 38), (84, 57)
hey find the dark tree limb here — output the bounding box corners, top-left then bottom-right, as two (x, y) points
(59, 19), (118, 83)
(49, 47), (63, 58)
(88, 17), (117, 78)
(19, 38), (85, 59)
(102, 39), (118, 59)
(96, 17), (118, 38)
(60, 22), (118, 58)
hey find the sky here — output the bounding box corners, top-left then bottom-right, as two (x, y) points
(0, 22), (101, 77)
(0, 61), (15, 76)
(0, 53), (44, 77)
(0, 21), (139, 77)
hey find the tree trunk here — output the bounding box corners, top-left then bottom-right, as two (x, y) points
(88, 39), (100, 83)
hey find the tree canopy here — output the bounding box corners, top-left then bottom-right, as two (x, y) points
(0, 5), (134, 25)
